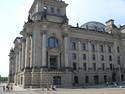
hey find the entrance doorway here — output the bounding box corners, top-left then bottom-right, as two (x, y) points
(121, 75), (124, 81)
(94, 75), (99, 84)
(74, 76), (79, 84)
(112, 72), (116, 82)
(50, 56), (58, 69)
(104, 75), (107, 83)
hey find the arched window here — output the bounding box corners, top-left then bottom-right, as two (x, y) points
(48, 37), (59, 48)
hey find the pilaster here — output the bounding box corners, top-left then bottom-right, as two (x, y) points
(41, 30), (47, 68)
(63, 33), (70, 69)
(25, 33), (31, 69)
(21, 38), (26, 70)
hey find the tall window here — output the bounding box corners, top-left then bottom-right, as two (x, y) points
(100, 45), (104, 52)
(110, 63), (113, 70)
(102, 63), (105, 71)
(73, 63), (77, 70)
(83, 63), (87, 71)
(83, 54), (86, 60)
(91, 44), (95, 51)
(92, 54), (96, 61)
(72, 53), (76, 60)
(108, 46), (112, 53)
(71, 42), (76, 50)
(101, 55), (104, 61)
(117, 46), (120, 53)
(117, 56), (120, 65)
(93, 63), (96, 71)
(48, 37), (59, 48)
(109, 55), (112, 61)
(82, 43), (86, 50)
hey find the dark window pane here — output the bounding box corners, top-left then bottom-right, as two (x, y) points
(73, 63), (77, 70)
(82, 43), (86, 50)
(83, 54), (86, 60)
(83, 63), (87, 71)
(71, 42), (76, 50)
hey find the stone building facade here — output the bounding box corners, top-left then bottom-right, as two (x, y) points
(9, 0), (125, 88)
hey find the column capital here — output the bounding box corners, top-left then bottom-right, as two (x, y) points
(41, 30), (48, 35)
(62, 32), (69, 37)
(22, 38), (26, 42)
(14, 48), (19, 54)
(61, 24), (70, 32)
(26, 32), (32, 37)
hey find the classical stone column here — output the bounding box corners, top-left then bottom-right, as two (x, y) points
(105, 43), (110, 71)
(21, 38), (26, 70)
(88, 41), (92, 71)
(14, 49), (19, 84)
(96, 42), (101, 70)
(25, 33), (31, 69)
(78, 41), (82, 70)
(64, 33), (69, 69)
(30, 35), (33, 68)
(41, 31), (47, 68)
(18, 47), (22, 72)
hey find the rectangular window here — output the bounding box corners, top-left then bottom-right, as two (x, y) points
(109, 55), (112, 61)
(102, 63), (105, 71)
(117, 56), (120, 65)
(101, 55), (104, 61)
(73, 63), (77, 70)
(83, 63), (87, 71)
(100, 45), (104, 52)
(83, 54), (86, 60)
(93, 63), (96, 71)
(71, 42), (76, 50)
(91, 44), (95, 51)
(117, 46), (120, 53)
(108, 46), (112, 53)
(92, 54), (96, 61)
(72, 53), (76, 60)
(110, 63), (113, 70)
(82, 43), (86, 50)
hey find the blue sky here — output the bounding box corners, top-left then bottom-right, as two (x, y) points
(0, 0), (125, 77)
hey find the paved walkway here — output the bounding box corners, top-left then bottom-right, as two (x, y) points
(0, 84), (125, 94)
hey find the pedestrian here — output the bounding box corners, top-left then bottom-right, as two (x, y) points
(10, 84), (13, 91)
(106, 82), (109, 86)
(52, 85), (56, 91)
(3, 86), (5, 92)
(6, 84), (9, 92)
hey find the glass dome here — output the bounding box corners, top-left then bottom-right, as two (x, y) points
(80, 21), (106, 32)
